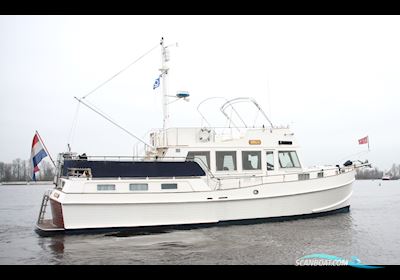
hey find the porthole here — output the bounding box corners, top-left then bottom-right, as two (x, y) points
(253, 190), (259, 195)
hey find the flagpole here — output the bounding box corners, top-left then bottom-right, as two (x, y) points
(35, 130), (56, 168)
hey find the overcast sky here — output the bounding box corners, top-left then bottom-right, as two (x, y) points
(1, 15), (399, 170)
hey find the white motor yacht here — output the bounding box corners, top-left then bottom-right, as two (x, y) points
(35, 38), (369, 235)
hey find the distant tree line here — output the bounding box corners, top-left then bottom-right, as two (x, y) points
(356, 163), (400, 180)
(0, 159), (55, 182)
(0, 158), (398, 181)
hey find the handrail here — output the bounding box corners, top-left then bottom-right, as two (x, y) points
(220, 97), (274, 128)
(62, 154), (188, 162)
(215, 165), (352, 182)
(196, 97), (275, 132)
(196, 97), (232, 128)
(153, 126), (287, 130)
(211, 165), (357, 191)
(61, 166), (356, 191)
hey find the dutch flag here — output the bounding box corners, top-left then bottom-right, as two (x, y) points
(31, 132), (48, 181)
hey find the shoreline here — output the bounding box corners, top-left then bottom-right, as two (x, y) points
(1, 179), (397, 185)
(0, 181), (54, 186)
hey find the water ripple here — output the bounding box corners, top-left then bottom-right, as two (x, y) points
(0, 181), (399, 264)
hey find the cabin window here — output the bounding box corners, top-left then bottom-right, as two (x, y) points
(317, 171), (324, 178)
(242, 151), (261, 170)
(129, 183), (148, 191)
(298, 173), (310, 180)
(266, 151), (274, 171)
(278, 151), (301, 168)
(97, 184), (116, 191)
(186, 151), (210, 168)
(216, 151), (237, 171)
(161, 183), (178, 190)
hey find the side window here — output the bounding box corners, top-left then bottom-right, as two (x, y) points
(97, 184), (115, 191)
(161, 183), (178, 190)
(266, 151), (274, 171)
(278, 151), (301, 168)
(242, 151), (261, 170)
(129, 183), (148, 191)
(216, 151), (237, 171)
(290, 151), (301, 168)
(186, 151), (210, 169)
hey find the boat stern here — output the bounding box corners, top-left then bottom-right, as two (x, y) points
(35, 190), (65, 235)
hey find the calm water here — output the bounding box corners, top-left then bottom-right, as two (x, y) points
(0, 180), (399, 265)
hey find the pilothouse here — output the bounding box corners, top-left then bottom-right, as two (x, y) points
(35, 38), (369, 235)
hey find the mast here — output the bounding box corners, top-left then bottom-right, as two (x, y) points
(160, 37), (170, 130)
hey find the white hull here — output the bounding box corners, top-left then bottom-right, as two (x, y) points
(48, 171), (354, 230)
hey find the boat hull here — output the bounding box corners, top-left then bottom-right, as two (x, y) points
(36, 171), (354, 234)
(36, 205), (350, 236)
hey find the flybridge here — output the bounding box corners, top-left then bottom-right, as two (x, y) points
(147, 126), (297, 148)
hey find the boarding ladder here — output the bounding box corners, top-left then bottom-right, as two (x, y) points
(37, 190), (52, 224)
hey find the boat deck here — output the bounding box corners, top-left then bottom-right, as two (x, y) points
(36, 219), (64, 232)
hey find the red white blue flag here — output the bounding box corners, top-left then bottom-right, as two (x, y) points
(31, 132), (48, 181)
